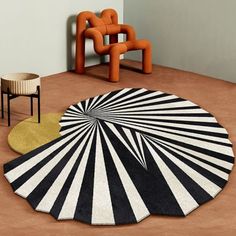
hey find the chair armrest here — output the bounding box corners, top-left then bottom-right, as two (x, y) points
(119, 24), (136, 41)
(104, 24), (136, 41)
(84, 28), (110, 54)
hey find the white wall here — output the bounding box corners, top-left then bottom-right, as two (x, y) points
(124, 0), (236, 83)
(0, 0), (123, 76)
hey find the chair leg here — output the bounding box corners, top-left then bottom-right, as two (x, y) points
(75, 35), (85, 74)
(1, 90), (4, 119)
(109, 49), (120, 82)
(142, 46), (152, 74)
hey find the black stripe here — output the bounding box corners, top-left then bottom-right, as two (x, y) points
(102, 105), (201, 113)
(90, 89), (123, 110)
(141, 123), (228, 138)
(140, 137), (185, 216)
(142, 132), (234, 163)
(107, 98), (186, 112)
(131, 130), (146, 166)
(59, 120), (90, 133)
(3, 127), (81, 173)
(73, 127), (97, 223)
(151, 140), (228, 188)
(101, 112), (213, 117)
(151, 127), (231, 147)
(97, 114), (222, 130)
(98, 92), (169, 112)
(86, 97), (94, 111)
(100, 115), (231, 146)
(92, 88), (148, 111)
(114, 125), (141, 162)
(99, 115), (228, 138)
(154, 138), (232, 174)
(50, 135), (89, 219)
(26, 130), (90, 209)
(102, 121), (184, 216)
(59, 118), (89, 123)
(145, 138), (213, 205)
(67, 105), (83, 113)
(73, 104), (84, 113)
(80, 100), (86, 111)
(99, 124), (137, 224)
(10, 135), (76, 191)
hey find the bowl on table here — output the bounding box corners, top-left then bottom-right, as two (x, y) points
(1, 73), (40, 95)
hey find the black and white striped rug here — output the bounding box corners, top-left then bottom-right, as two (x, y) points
(4, 88), (234, 225)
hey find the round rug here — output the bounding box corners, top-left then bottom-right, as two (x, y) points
(8, 113), (62, 154)
(4, 88), (234, 225)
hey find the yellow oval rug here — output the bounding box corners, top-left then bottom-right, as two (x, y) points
(8, 113), (63, 155)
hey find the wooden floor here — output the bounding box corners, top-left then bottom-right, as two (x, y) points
(0, 60), (236, 236)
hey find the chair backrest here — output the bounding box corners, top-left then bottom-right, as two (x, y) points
(78, 8), (118, 31)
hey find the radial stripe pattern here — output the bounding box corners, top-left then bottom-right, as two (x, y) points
(4, 88), (234, 225)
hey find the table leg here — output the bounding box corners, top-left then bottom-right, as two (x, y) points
(7, 88), (10, 126)
(30, 96), (33, 116)
(1, 90), (4, 119)
(37, 86), (40, 123)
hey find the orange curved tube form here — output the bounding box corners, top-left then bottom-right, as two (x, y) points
(75, 8), (152, 82)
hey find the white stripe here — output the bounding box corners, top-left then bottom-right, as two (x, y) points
(92, 127), (114, 225)
(68, 105), (83, 114)
(92, 88), (141, 111)
(4, 123), (92, 183)
(14, 124), (94, 198)
(60, 116), (92, 121)
(105, 122), (144, 167)
(104, 108), (207, 115)
(77, 102), (84, 112)
(97, 114), (227, 134)
(93, 112), (217, 123)
(145, 136), (233, 170)
(93, 92), (172, 113)
(92, 89), (160, 112)
(142, 138), (199, 215)
(87, 91), (111, 111)
(95, 116), (232, 156)
(147, 138), (222, 197)
(59, 121), (91, 136)
(36, 126), (95, 213)
(87, 95), (100, 111)
(59, 120), (90, 127)
(89, 88), (131, 111)
(103, 115), (230, 144)
(60, 116), (96, 125)
(63, 111), (81, 117)
(136, 132), (147, 168)
(96, 100), (196, 113)
(100, 124), (150, 222)
(122, 128), (146, 168)
(63, 110), (82, 117)
(58, 127), (96, 219)
(149, 129), (233, 156)
(84, 98), (89, 111)
(153, 139), (229, 180)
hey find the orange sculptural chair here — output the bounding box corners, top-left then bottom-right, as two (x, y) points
(75, 8), (152, 82)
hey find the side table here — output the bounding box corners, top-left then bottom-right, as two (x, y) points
(1, 73), (41, 126)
